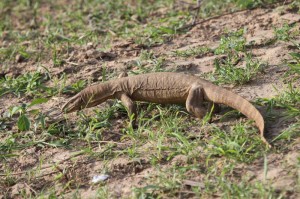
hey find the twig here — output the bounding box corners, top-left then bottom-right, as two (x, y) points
(90, 140), (126, 144)
(24, 183), (37, 195)
(192, 0), (203, 25)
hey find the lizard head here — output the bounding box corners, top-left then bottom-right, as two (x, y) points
(61, 82), (114, 113)
(61, 93), (84, 113)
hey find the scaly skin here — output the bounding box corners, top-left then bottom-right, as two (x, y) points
(62, 72), (270, 147)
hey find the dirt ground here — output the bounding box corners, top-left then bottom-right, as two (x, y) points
(0, 1), (300, 198)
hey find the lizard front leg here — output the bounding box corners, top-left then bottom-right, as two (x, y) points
(116, 92), (137, 128)
(185, 84), (207, 119)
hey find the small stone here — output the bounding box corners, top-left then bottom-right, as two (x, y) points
(15, 54), (26, 63)
(272, 177), (295, 191)
(92, 174), (110, 183)
(86, 42), (94, 50)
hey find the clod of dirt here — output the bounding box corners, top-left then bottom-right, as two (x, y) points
(15, 54), (27, 63)
(272, 177), (295, 191)
(113, 40), (134, 49)
(171, 154), (188, 166)
(10, 183), (31, 198)
(86, 50), (117, 60)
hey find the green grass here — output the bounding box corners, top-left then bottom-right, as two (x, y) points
(0, 72), (49, 97)
(257, 82), (300, 145)
(172, 46), (212, 58)
(196, 29), (266, 85)
(127, 50), (170, 74)
(0, 0), (285, 66)
(0, 0), (299, 198)
(258, 21), (300, 130)
(274, 22), (300, 76)
(206, 122), (266, 162)
(213, 53), (264, 85)
(133, 162), (280, 198)
(172, 29), (266, 85)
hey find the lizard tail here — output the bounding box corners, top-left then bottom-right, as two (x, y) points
(204, 85), (271, 148)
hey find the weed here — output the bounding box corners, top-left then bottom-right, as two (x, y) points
(207, 29), (266, 85)
(134, 166), (184, 198)
(256, 83), (300, 144)
(63, 79), (87, 94)
(52, 45), (66, 67)
(288, 51), (300, 74)
(0, 45), (31, 63)
(272, 121), (300, 142)
(95, 186), (111, 198)
(207, 122), (266, 163)
(274, 23), (296, 42)
(173, 46), (211, 58)
(274, 23), (300, 75)
(215, 29), (246, 54)
(0, 71), (49, 97)
(130, 50), (169, 74)
(199, 0), (282, 18)
(258, 83), (300, 117)
(8, 98), (48, 131)
(213, 53), (264, 85)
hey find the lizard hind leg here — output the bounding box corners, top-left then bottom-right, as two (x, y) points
(185, 84), (207, 119)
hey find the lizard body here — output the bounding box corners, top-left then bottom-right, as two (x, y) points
(62, 72), (270, 147)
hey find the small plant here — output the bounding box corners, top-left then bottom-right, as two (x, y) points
(274, 23), (300, 75)
(8, 98), (48, 131)
(173, 46), (211, 58)
(235, 0), (279, 9)
(288, 51), (300, 74)
(207, 122), (266, 163)
(134, 167), (184, 198)
(63, 79), (87, 94)
(256, 83), (300, 144)
(0, 45), (31, 64)
(199, 0), (282, 18)
(213, 53), (263, 85)
(132, 14), (191, 47)
(0, 72), (49, 97)
(274, 23), (295, 42)
(258, 83), (300, 117)
(131, 50), (169, 74)
(75, 100), (126, 141)
(52, 45), (66, 67)
(211, 29), (265, 85)
(215, 29), (246, 54)
(272, 121), (300, 142)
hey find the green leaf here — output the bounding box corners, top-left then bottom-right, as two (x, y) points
(28, 109), (40, 115)
(0, 89), (9, 97)
(290, 52), (300, 61)
(17, 114), (30, 131)
(28, 98), (48, 108)
(10, 106), (22, 116)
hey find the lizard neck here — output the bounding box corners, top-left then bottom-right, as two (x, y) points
(82, 81), (117, 106)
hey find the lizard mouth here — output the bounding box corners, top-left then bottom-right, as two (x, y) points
(62, 92), (110, 113)
(61, 96), (83, 113)
(62, 97), (107, 113)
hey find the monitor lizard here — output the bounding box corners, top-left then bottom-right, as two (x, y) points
(62, 72), (270, 147)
